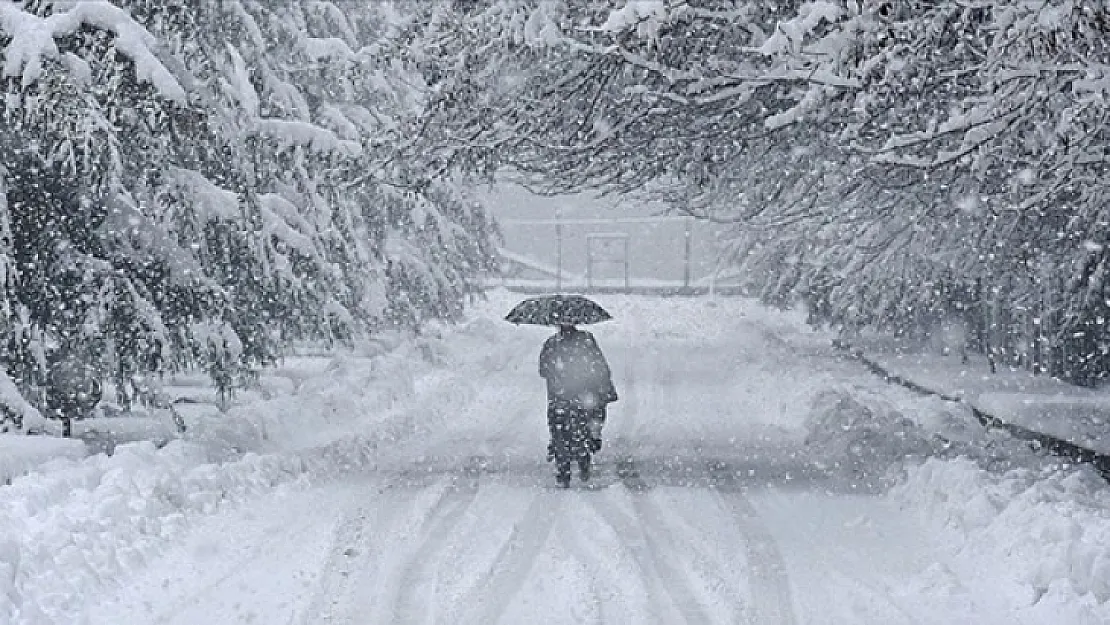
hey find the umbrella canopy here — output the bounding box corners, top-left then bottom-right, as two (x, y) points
(505, 294), (612, 326)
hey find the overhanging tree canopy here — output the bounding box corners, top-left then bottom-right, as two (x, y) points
(417, 0), (1110, 382)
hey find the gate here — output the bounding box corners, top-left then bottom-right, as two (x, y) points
(495, 216), (720, 292)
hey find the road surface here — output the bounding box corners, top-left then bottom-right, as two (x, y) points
(85, 296), (1018, 625)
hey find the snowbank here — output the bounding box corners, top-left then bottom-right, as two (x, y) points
(797, 379), (1045, 488)
(703, 299), (1110, 620)
(0, 436), (86, 485)
(0, 307), (530, 624)
(976, 393), (1110, 456)
(798, 358), (1110, 620)
(0, 441), (313, 623)
(803, 387), (950, 482)
(896, 459), (1110, 622)
(851, 341), (1110, 456)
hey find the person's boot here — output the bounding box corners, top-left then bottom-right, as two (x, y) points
(556, 463), (571, 488)
(587, 416), (604, 453)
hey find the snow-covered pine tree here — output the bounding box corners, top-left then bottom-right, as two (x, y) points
(0, 0), (499, 422)
(0, 0), (218, 412)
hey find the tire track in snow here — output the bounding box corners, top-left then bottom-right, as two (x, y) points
(707, 460), (798, 625)
(145, 511), (325, 625)
(619, 458), (723, 624)
(389, 457), (483, 624)
(596, 334), (712, 623)
(560, 504), (631, 625)
(459, 491), (561, 625)
(586, 486), (712, 624)
(301, 498), (403, 625)
(624, 499), (721, 625)
(583, 493), (676, 622)
(625, 315), (795, 624)
(302, 505), (368, 624)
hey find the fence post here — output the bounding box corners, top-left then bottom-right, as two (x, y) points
(586, 237), (592, 289)
(683, 217), (692, 289)
(624, 235), (631, 290)
(555, 221), (563, 292)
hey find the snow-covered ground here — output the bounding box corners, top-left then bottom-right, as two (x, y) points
(3, 291), (1109, 624)
(848, 336), (1110, 456)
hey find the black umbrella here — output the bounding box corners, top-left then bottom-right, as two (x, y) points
(505, 294), (612, 326)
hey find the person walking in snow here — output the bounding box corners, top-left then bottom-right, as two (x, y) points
(539, 323), (617, 461)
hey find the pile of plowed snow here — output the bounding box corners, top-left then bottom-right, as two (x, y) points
(803, 377), (1110, 621)
(896, 459), (1110, 622)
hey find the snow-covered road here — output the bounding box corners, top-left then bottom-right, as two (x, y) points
(67, 293), (1109, 624)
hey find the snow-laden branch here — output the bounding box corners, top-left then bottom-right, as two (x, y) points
(248, 119), (363, 157)
(0, 1), (187, 103)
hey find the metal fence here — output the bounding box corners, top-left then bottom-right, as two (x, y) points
(494, 216), (728, 292)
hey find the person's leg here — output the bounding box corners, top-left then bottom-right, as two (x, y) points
(549, 399), (573, 461)
(587, 406), (606, 452)
(546, 399), (558, 461)
(549, 401), (574, 486)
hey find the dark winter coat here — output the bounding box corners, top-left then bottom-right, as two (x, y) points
(539, 327), (617, 409)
